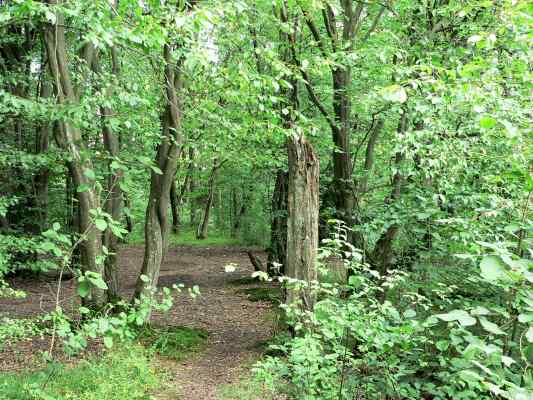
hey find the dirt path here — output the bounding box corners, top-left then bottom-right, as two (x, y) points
(1, 244), (276, 399)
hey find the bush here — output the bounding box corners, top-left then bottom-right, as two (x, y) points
(254, 231), (533, 400)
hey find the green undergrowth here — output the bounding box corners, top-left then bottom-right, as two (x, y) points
(126, 226), (241, 247)
(0, 345), (158, 400)
(218, 376), (280, 400)
(229, 276), (260, 286)
(238, 287), (282, 304)
(138, 325), (209, 361)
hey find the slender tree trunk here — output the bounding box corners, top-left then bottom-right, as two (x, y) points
(286, 135), (319, 311)
(267, 170), (288, 276)
(133, 44), (183, 301)
(196, 159), (223, 240)
(171, 158), (192, 234)
(231, 188), (249, 238)
(43, 4), (107, 308)
(188, 147), (198, 227)
(170, 180), (180, 233)
(123, 192), (133, 234)
(32, 67), (52, 234)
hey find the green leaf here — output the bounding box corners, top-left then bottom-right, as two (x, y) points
(94, 219), (108, 231)
(103, 336), (113, 348)
(435, 310), (476, 326)
(479, 116), (496, 129)
(480, 255), (509, 282)
(84, 169), (96, 180)
(518, 313), (533, 323)
(436, 340), (449, 351)
(150, 165), (163, 175)
(382, 84), (407, 103)
(77, 184), (91, 193)
(52, 222), (60, 231)
(479, 317), (506, 335)
(526, 327), (533, 343)
(88, 276), (108, 290)
(78, 281), (90, 298)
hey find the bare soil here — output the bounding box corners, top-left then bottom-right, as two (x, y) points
(0, 244), (276, 399)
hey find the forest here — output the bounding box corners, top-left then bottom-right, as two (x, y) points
(0, 0), (531, 399)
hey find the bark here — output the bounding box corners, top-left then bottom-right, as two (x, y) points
(32, 65), (53, 233)
(43, 3), (107, 308)
(133, 44), (184, 301)
(286, 135), (319, 311)
(247, 251), (264, 272)
(267, 170), (288, 276)
(196, 159), (223, 240)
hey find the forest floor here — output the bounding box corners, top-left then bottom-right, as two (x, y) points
(0, 243), (278, 399)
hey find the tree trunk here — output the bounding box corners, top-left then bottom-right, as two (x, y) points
(188, 147), (198, 227)
(170, 180), (180, 234)
(32, 67), (52, 234)
(123, 192), (134, 234)
(231, 188), (249, 238)
(171, 158), (192, 234)
(133, 44), (183, 301)
(267, 170), (288, 276)
(43, 4), (107, 308)
(286, 135), (319, 311)
(196, 159), (223, 240)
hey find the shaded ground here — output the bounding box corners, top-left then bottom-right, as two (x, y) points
(0, 244), (276, 399)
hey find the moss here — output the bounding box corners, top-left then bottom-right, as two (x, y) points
(138, 325), (209, 361)
(238, 287), (282, 304)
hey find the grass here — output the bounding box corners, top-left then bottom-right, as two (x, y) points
(0, 345), (159, 400)
(138, 325), (209, 361)
(126, 226), (241, 247)
(217, 372), (281, 400)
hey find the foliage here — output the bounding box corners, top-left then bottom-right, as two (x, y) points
(138, 325), (208, 361)
(254, 228), (532, 400)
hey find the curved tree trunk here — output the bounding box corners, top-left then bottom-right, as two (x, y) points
(133, 44), (183, 301)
